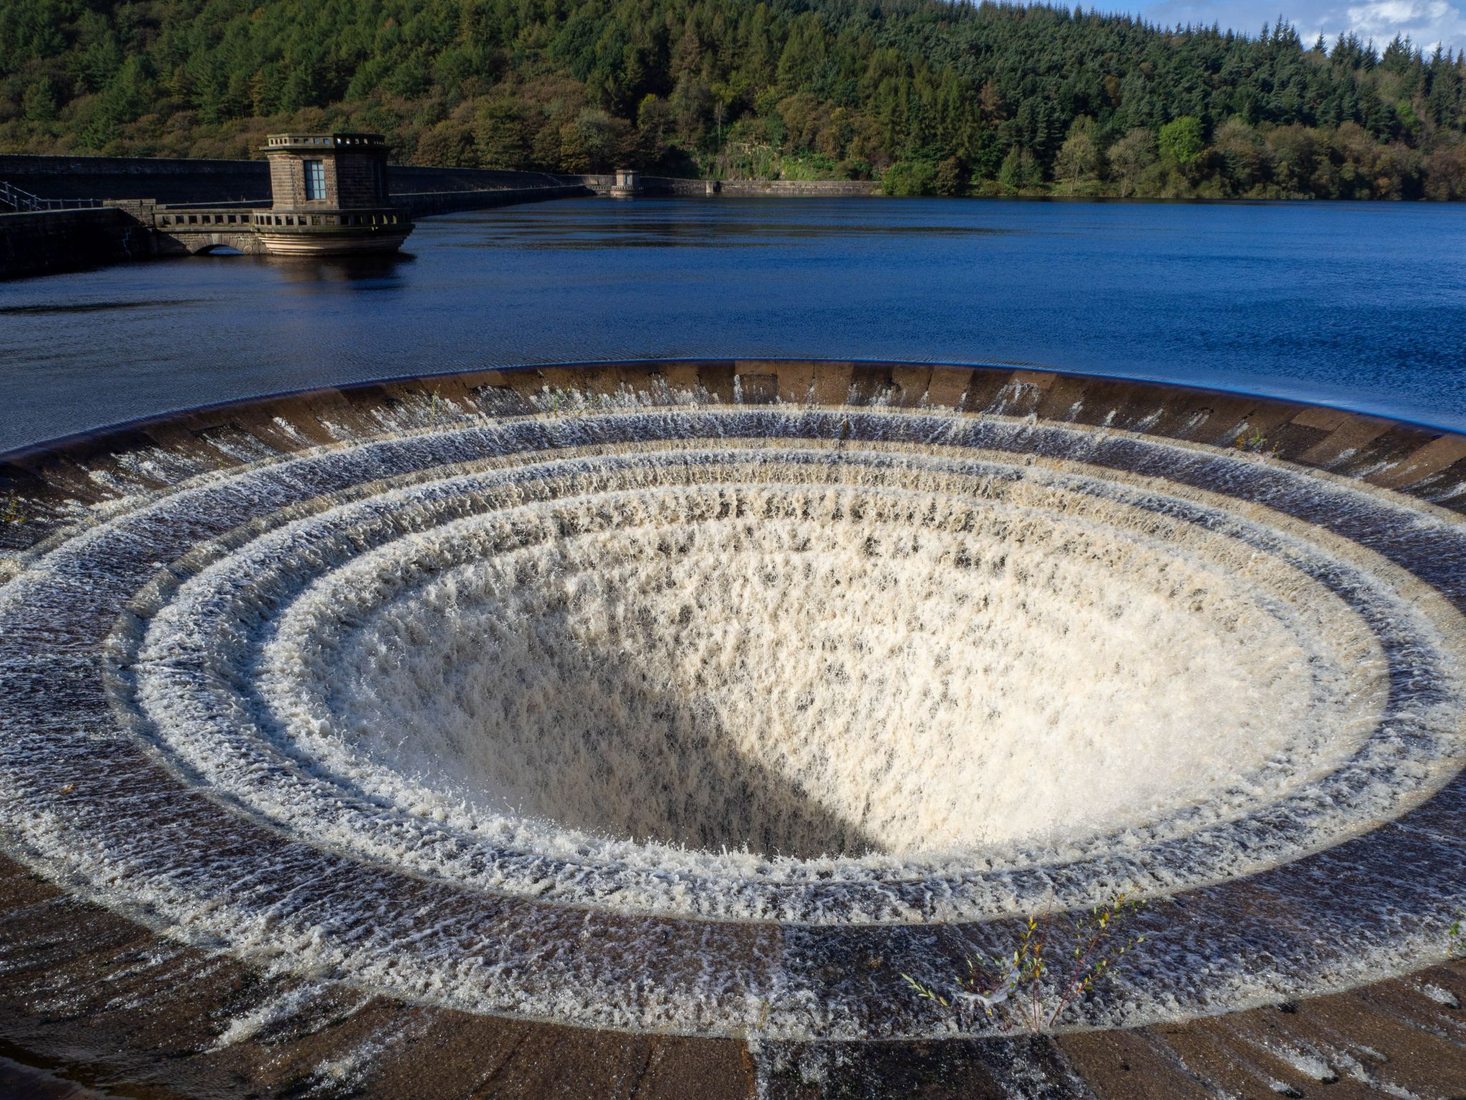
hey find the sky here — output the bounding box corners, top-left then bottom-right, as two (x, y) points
(1089, 0), (1466, 52)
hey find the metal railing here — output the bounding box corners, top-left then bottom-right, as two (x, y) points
(0, 181), (103, 212)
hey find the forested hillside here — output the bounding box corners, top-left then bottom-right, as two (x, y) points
(3, 0), (1465, 198)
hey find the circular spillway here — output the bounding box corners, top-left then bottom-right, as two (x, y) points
(258, 471), (1378, 861)
(0, 360), (1462, 1048)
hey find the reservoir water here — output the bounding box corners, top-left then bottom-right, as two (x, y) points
(1, 196), (1464, 453)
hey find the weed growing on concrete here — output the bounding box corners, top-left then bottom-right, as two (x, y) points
(902, 893), (1146, 1033)
(425, 392), (456, 425)
(1, 493), (24, 526)
(1233, 427), (1275, 454)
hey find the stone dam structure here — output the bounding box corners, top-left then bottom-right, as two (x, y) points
(0, 151), (877, 278)
(3, 132), (423, 273)
(149, 132), (414, 257)
(0, 359), (1462, 1098)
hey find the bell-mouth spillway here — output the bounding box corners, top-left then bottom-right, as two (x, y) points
(0, 359), (1462, 1096)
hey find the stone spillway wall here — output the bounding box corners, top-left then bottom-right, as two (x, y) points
(0, 360), (1462, 1098)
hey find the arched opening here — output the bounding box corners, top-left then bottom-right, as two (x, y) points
(191, 242), (246, 257)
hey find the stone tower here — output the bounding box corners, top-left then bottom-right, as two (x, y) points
(258, 133), (413, 255)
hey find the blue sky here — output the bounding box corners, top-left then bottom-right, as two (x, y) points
(1088, 0), (1466, 52)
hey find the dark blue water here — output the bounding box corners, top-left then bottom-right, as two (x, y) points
(2, 197), (1464, 453)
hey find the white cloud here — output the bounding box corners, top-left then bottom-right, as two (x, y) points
(1335, 0), (1466, 50)
(1094, 0), (1466, 51)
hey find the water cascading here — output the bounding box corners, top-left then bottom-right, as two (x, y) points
(0, 360), (1462, 1054)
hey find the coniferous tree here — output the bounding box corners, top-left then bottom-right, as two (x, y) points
(1, 0), (1463, 198)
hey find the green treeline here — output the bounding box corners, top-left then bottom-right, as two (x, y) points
(3, 0), (1466, 199)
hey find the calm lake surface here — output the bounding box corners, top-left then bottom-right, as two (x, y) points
(2, 196), (1464, 453)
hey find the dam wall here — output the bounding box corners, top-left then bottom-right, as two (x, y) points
(0, 155), (876, 278)
(0, 154), (879, 208)
(482, 173), (878, 197)
(713, 179), (877, 197)
(0, 156), (595, 278)
(0, 154), (587, 206)
(646, 177), (880, 197)
(391, 165), (585, 193)
(395, 183), (592, 217)
(0, 154), (270, 204)
(584, 175), (879, 197)
(0, 207), (149, 279)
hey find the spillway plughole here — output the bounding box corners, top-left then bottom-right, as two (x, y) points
(0, 359), (1463, 1046)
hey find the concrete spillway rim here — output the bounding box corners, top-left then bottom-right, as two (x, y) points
(4, 355), (1464, 465)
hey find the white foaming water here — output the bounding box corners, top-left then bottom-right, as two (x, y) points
(124, 432), (1453, 930)
(1, 396), (1463, 1041)
(262, 476), (1378, 861)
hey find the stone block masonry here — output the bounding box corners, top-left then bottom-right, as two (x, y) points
(707, 179), (879, 197)
(0, 207), (146, 279)
(641, 177), (880, 197)
(0, 154), (589, 207)
(0, 154), (270, 205)
(0, 153), (881, 208)
(394, 184), (592, 217)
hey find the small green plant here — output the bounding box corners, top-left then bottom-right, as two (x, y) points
(1450, 912), (1464, 956)
(1233, 427), (1273, 453)
(1, 492), (24, 526)
(902, 893), (1146, 1033)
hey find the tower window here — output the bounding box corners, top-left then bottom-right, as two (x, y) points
(304, 159), (326, 201)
